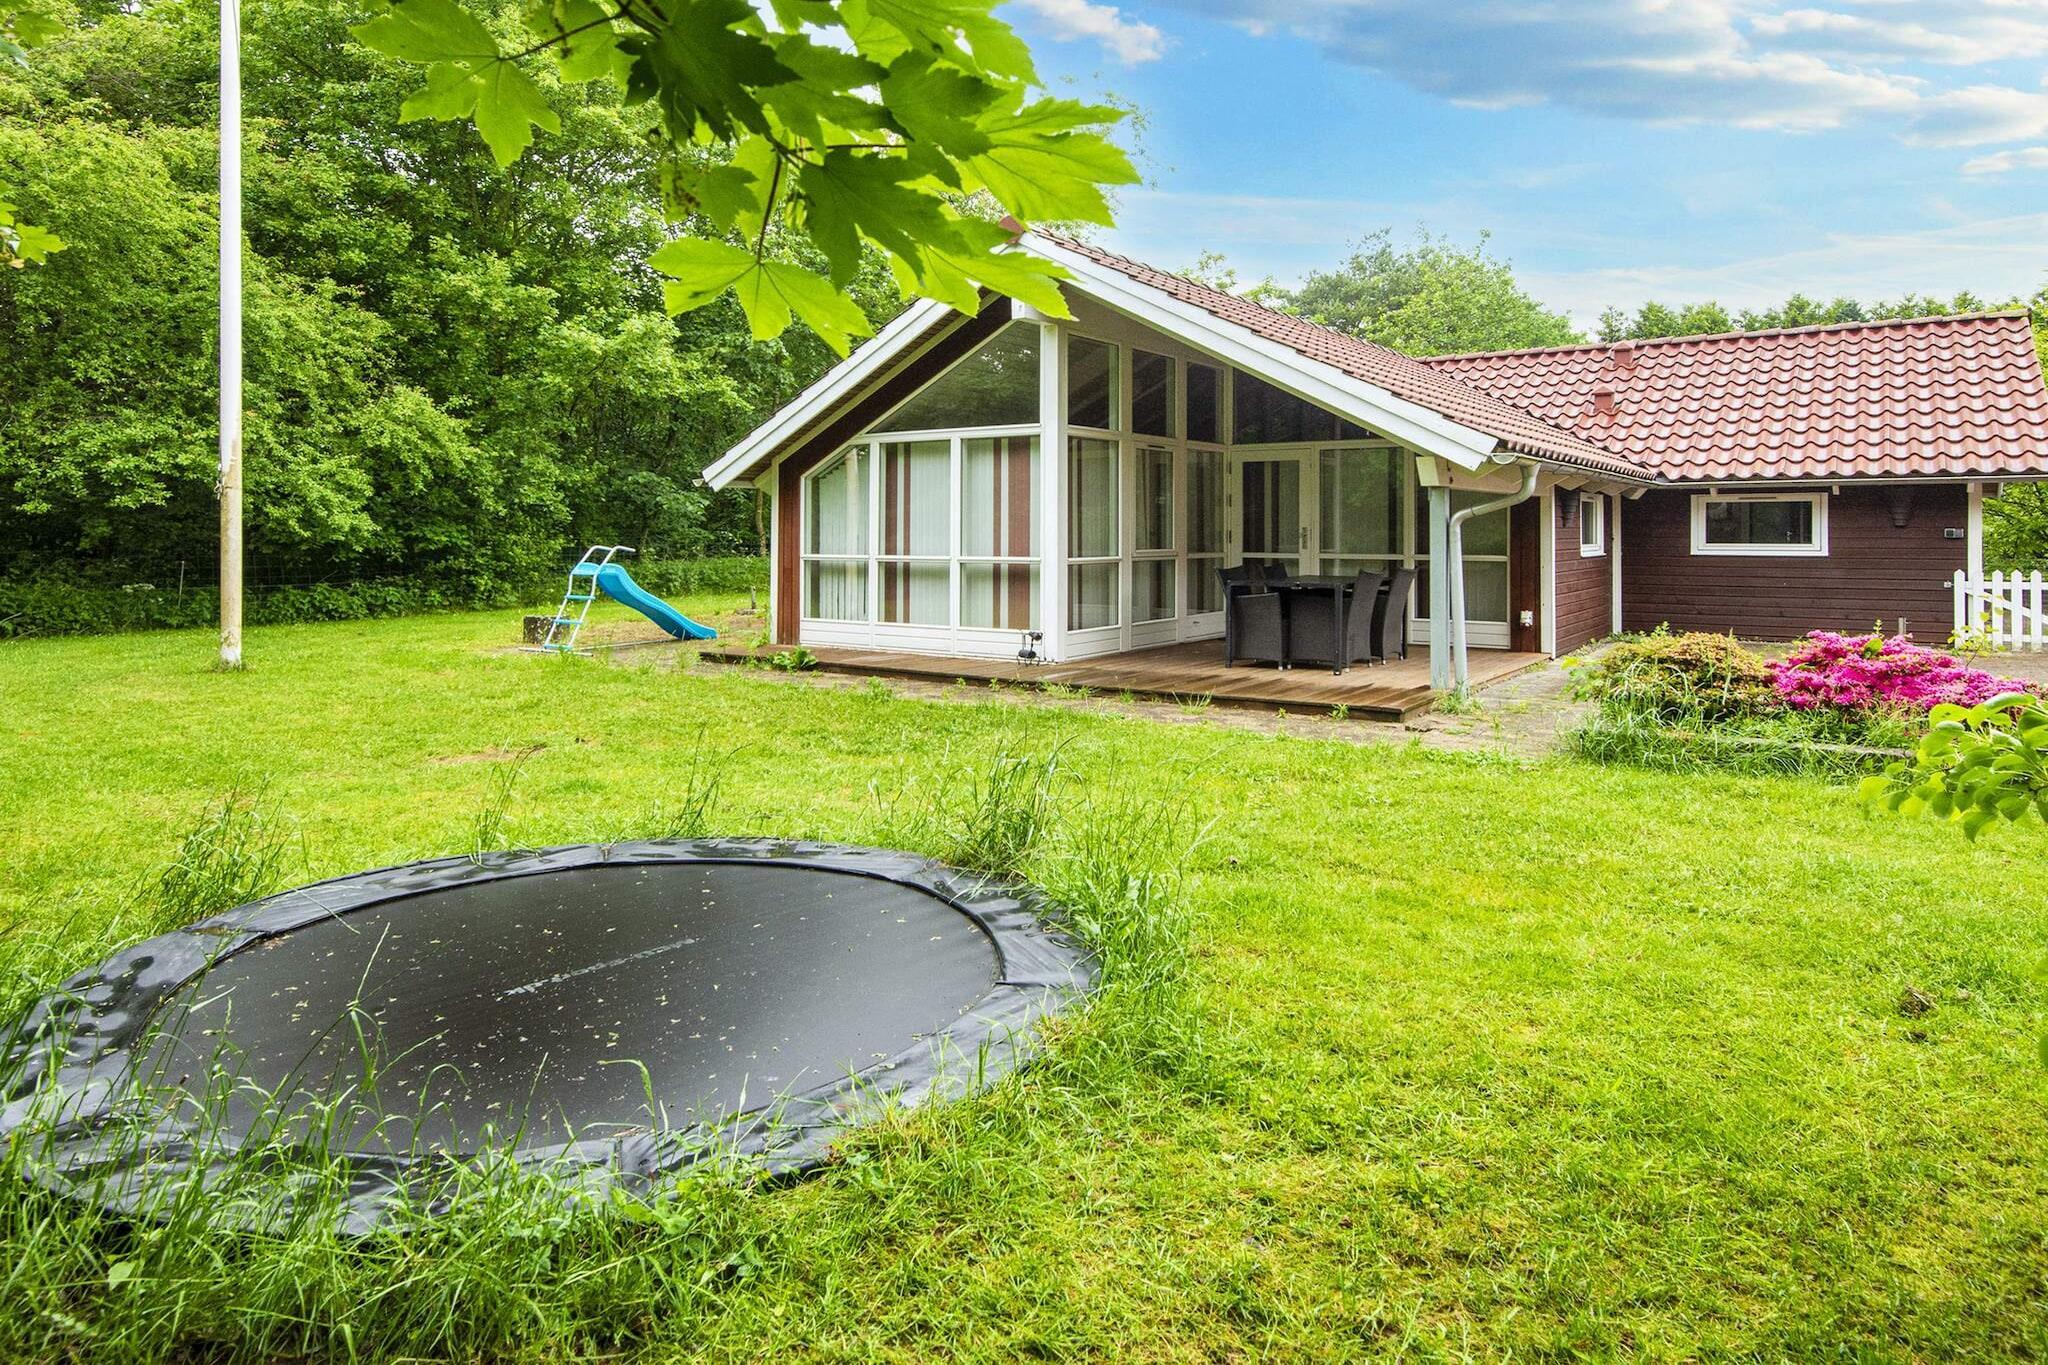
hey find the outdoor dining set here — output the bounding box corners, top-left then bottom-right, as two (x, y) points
(1220, 564), (1416, 675)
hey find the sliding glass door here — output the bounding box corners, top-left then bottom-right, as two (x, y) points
(1239, 455), (1309, 578)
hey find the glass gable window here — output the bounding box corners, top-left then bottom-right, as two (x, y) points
(1186, 363), (1221, 444)
(1131, 350), (1175, 438)
(960, 435), (1040, 630)
(1693, 494), (1825, 555)
(1232, 370), (1372, 445)
(873, 322), (1040, 433)
(803, 446), (870, 621)
(1067, 437), (1120, 629)
(876, 440), (950, 625)
(1068, 336), (1119, 431)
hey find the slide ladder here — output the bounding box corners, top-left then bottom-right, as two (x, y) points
(539, 545), (633, 653)
(537, 546), (720, 653)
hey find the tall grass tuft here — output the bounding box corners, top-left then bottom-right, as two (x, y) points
(0, 787), (298, 1024)
(870, 740), (1066, 877)
(467, 746), (538, 860)
(638, 737), (730, 841)
(155, 784), (298, 923)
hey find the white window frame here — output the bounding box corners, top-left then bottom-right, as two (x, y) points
(957, 433), (1043, 634)
(1690, 491), (1829, 557)
(1579, 492), (1606, 557)
(799, 446), (873, 625)
(1131, 442), (1178, 625)
(1065, 433), (1123, 634)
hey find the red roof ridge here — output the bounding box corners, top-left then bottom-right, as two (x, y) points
(1424, 309), (2036, 363)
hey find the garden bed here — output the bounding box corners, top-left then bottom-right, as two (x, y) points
(1567, 627), (2039, 777)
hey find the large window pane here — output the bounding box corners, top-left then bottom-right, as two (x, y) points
(1131, 350), (1174, 437)
(1704, 499), (1814, 546)
(961, 563), (1039, 630)
(1068, 437), (1120, 559)
(1241, 458), (1301, 565)
(1412, 562), (1510, 624)
(1460, 494), (1509, 557)
(1133, 559), (1175, 623)
(1320, 448), (1400, 556)
(873, 322), (1039, 433)
(1186, 363), (1221, 444)
(805, 446), (868, 556)
(1412, 485), (1509, 556)
(1462, 561), (1509, 621)
(1187, 450), (1223, 554)
(879, 440), (949, 557)
(1068, 336), (1119, 430)
(805, 561), (868, 621)
(961, 436), (1039, 559)
(1137, 445), (1174, 553)
(1069, 562), (1119, 630)
(1187, 559), (1223, 615)
(1234, 371), (1373, 445)
(879, 561), (949, 625)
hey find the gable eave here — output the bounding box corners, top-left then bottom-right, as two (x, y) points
(703, 295), (963, 491)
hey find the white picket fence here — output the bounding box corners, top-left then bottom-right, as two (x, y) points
(1954, 570), (2048, 650)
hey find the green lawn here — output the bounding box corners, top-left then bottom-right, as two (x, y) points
(2, 600), (2045, 1361)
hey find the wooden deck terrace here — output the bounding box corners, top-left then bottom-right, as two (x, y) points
(697, 639), (1548, 721)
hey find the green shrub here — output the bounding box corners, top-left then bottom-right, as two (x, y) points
(1569, 627), (1776, 724)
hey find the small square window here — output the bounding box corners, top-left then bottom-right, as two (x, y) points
(1579, 493), (1606, 556)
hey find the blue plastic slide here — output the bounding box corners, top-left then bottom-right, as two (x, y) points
(594, 562), (718, 641)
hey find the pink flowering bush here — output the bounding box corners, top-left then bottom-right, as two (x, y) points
(1770, 630), (2038, 713)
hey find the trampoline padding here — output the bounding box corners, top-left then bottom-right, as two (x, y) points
(0, 840), (1094, 1230)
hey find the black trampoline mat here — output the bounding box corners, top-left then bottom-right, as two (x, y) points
(145, 862), (1000, 1154)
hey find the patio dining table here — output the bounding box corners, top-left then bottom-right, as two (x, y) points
(1272, 575), (1388, 675)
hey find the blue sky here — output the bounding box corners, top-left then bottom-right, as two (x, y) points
(1000, 0), (2048, 326)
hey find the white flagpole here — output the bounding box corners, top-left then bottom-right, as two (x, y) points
(218, 0), (243, 668)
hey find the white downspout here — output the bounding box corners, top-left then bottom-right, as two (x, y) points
(1448, 463), (1539, 694)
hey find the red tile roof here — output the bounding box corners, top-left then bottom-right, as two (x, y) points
(1036, 229), (2048, 484)
(1424, 312), (2048, 482)
(1031, 231), (1656, 483)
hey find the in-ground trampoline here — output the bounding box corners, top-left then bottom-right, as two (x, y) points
(0, 840), (1094, 1230)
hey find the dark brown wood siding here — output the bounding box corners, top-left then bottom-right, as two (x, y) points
(773, 299), (1014, 643)
(1510, 500), (1541, 653)
(1620, 485), (1965, 640)
(1554, 491), (1613, 654)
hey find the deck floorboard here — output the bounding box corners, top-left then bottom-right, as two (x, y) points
(699, 639), (1547, 721)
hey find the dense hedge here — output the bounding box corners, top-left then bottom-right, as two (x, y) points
(0, 557), (768, 639)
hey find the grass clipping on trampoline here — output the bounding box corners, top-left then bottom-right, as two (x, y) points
(0, 751), (1205, 1364)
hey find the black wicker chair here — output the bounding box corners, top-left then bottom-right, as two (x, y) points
(1373, 566), (1416, 662)
(1228, 591), (1288, 668)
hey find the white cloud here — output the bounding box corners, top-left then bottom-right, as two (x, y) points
(1012, 0), (1168, 65)
(1962, 145), (2048, 175)
(1154, 1), (2048, 146)
(1520, 212), (2048, 322)
(1907, 84), (2048, 146)
(1751, 5), (2048, 65)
